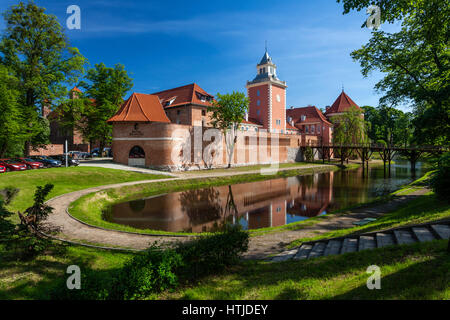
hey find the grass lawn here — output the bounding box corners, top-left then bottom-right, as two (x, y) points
(289, 188), (449, 247)
(160, 240), (450, 300)
(0, 167), (168, 222)
(1, 168), (448, 300)
(0, 242), (131, 300)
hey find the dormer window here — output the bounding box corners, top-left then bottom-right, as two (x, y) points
(301, 115), (306, 121)
(164, 97), (176, 107)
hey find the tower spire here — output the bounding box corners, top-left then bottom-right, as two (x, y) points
(265, 40), (267, 52)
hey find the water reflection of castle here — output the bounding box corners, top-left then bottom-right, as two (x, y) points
(110, 171), (335, 233)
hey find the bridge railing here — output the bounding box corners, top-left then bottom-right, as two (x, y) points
(300, 141), (449, 151)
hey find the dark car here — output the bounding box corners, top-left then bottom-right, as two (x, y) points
(0, 165), (5, 173)
(29, 156), (62, 168)
(91, 147), (112, 157)
(0, 159), (27, 172)
(15, 158), (44, 169)
(53, 155), (80, 166)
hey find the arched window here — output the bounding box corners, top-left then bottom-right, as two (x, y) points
(129, 146), (145, 159)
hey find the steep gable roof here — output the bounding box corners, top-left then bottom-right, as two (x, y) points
(107, 93), (170, 123)
(286, 106), (332, 126)
(324, 91), (361, 116)
(152, 83), (213, 109)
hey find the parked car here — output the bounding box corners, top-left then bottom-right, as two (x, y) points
(15, 158), (44, 169)
(80, 152), (91, 159)
(0, 165), (5, 173)
(29, 156), (62, 168)
(0, 159), (27, 172)
(90, 147), (112, 157)
(53, 155), (80, 166)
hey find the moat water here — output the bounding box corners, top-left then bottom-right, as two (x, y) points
(103, 160), (428, 233)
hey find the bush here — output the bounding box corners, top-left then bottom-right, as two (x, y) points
(110, 245), (183, 300)
(50, 269), (111, 300)
(51, 225), (249, 300)
(304, 146), (314, 162)
(175, 224), (249, 279)
(430, 152), (450, 201)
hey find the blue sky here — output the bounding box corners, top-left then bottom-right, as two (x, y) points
(0, 0), (405, 110)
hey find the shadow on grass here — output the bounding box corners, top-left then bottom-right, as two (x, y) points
(175, 240), (450, 300)
(0, 242), (131, 300)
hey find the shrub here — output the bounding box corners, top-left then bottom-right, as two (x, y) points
(304, 146), (314, 162)
(110, 245), (183, 300)
(175, 224), (249, 279)
(430, 152), (450, 201)
(50, 269), (111, 300)
(50, 226), (249, 300)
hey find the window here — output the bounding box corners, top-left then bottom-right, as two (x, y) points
(257, 110), (260, 116)
(202, 110), (206, 116)
(317, 125), (321, 133)
(177, 110), (181, 115)
(257, 100), (260, 106)
(257, 90), (260, 96)
(305, 125), (309, 133)
(311, 125), (315, 133)
(301, 115), (306, 121)
(276, 119), (281, 125)
(276, 94), (281, 102)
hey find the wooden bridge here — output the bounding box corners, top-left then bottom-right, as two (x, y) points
(301, 143), (448, 177)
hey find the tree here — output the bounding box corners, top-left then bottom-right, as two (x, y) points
(79, 63), (133, 153)
(207, 92), (249, 168)
(0, 64), (24, 157)
(339, 0), (449, 144)
(331, 106), (368, 164)
(0, 1), (86, 155)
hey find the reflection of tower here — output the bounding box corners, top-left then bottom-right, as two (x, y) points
(246, 49), (287, 133)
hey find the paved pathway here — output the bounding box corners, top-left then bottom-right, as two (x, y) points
(43, 163), (334, 251)
(78, 160), (177, 176)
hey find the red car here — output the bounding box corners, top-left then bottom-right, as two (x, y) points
(0, 159), (27, 172)
(0, 165), (5, 173)
(15, 158), (44, 169)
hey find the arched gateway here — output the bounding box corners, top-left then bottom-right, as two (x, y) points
(128, 146), (145, 167)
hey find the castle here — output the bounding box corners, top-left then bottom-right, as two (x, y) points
(34, 50), (363, 170)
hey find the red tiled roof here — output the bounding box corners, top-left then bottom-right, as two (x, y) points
(324, 91), (361, 115)
(286, 122), (299, 130)
(71, 86), (82, 93)
(242, 117), (263, 126)
(107, 93), (170, 123)
(152, 83), (213, 108)
(286, 106), (332, 126)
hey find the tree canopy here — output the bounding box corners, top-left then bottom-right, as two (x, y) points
(0, 1), (86, 154)
(78, 63), (133, 151)
(207, 92), (249, 168)
(339, 0), (449, 145)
